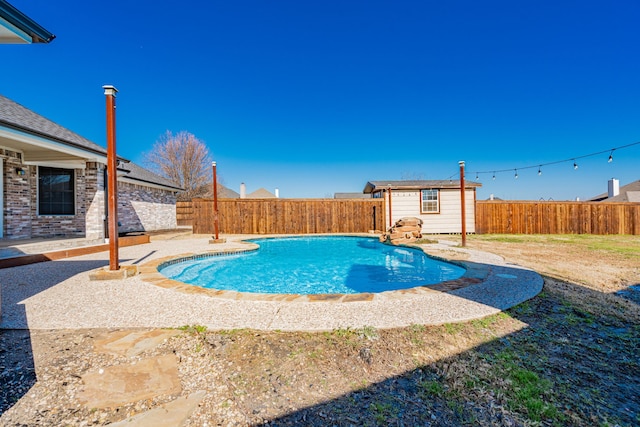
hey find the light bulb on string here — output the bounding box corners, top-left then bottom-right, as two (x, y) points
(470, 141), (640, 186)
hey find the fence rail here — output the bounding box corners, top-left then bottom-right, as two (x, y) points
(190, 199), (386, 234)
(476, 201), (640, 235)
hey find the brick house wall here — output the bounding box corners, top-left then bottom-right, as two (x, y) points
(85, 162), (105, 240)
(117, 181), (177, 233)
(29, 166), (88, 238)
(2, 151), (177, 239)
(3, 151), (32, 239)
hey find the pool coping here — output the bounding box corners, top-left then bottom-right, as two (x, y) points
(139, 236), (492, 303)
(0, 234), (545, 331)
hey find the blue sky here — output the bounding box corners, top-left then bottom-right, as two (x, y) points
(2, 0), (639, 200)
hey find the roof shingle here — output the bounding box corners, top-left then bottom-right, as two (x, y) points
(0, 94), (106, 155)
(1, 93), (182, 191)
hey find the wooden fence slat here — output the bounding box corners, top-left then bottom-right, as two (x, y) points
(187, 199), (385, 235)
(181, 200), (639, 235)
(475, 201), (639, 235)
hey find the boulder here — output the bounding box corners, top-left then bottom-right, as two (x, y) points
(380, 217), (423, 245)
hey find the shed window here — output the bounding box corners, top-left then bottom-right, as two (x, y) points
(38, 167), (75, 215)
(421, 189), (439, 213)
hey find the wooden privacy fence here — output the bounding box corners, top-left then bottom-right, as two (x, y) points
(176, 201), (194, 226)
(191, 199), (386, 234)
(476, 201), (640, 235)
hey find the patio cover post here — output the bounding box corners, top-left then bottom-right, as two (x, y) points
(104, 85), (119, 270)
(212, 161), (219, 240)
(459, 160), (467, 247)
(387, 186), (393, 229)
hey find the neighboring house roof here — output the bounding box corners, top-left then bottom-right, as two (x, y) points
(0, 94), (108, 157)
(363, 180), (482, 193)
(218, 185), (240, 198)
(247, 188), (276, 198)
(334, 192), (372, 199)
(201, 184), (240, 199)
(117, 161), (183, 192)
(0, 0), (55, 44)
(589, 180), (640, 202)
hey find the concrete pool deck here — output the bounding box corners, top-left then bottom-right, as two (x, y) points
(0, 234), (543, 331)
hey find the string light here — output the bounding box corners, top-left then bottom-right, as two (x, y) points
(471, 140), (640, 181)
(514, 169), (518, 179)
(475, 173), (479, 181)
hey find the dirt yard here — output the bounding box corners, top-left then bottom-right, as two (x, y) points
(1, 234), (638, 426)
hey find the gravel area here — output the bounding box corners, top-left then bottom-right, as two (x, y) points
(0, 235), (542, 331)
(1, 234), (637, 427)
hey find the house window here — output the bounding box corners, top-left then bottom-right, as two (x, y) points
(38, 167), (75, 215)
(421, 189), (439, 213)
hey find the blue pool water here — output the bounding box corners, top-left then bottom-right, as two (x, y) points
(160, 236), (466, 295)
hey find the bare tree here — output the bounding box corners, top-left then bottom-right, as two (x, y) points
(144, 131), (212, 201)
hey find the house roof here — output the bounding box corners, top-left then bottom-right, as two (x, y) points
(334, 192), (372, 199)
(0, 0), (55, 44)
(247, 188), (276, 198)
(589, 180), (640, 202)
(117, 161), (183, 192)
(363, 180), (482, 193)
(201, 184), (240, 199)
(218, 185), (240, 198)
(0, 94), (108, 157)
(1, 93), (182, 192)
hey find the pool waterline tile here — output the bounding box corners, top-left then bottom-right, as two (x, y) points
(140, 238), (492, 303)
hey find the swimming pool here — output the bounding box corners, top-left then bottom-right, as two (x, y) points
(159, 236), (466, 295)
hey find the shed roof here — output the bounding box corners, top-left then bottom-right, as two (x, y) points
(364, 180), (482, 193)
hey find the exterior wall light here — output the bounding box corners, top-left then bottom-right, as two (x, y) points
(16, 168), (26, 176)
